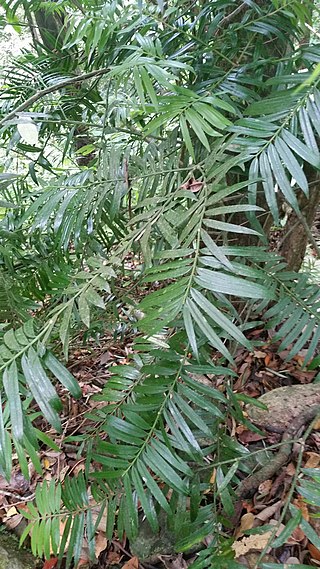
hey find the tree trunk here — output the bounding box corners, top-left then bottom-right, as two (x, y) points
(278, 166), (320, 271)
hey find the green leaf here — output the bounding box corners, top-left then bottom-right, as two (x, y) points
(4, 329), (21, 352)
(131, 469), (159, 533)
(193, 102), (231, 129)
(85, 286), (105, 309)
(271, 510), (302, 548)
(78, 293), (90, 328)
(267, 145), (299, 212)
(59, 302), (73, 358)
(259, 151), (279, 224)
(196, 268), (274, 299)
(282, 130), (320, 168)
(180, 114), (195, 160)
(204, 219), (261, 236)
(201, 229), (233, 271)
(3, 361), (23, 441)
(186, 298), (233, 363)
(123, 473), (138, 539)
(300, 107), (319, 154)
(134, 66), (145, 109)
(0, 392), (12, 480)
(183, 304), (198, 358)
(137, 460), (171, 513)
(145, 447), (189, 495)
(21, 348), (62, 433)
(185, 109), (210, 150)
(190, 288), (252, 349)
(275, 138), (308, 195)
(140, 66), (158, 109)
(173, 392), (212, 437)
(43, 351), (82, 398)
(294, 510), (320, 550)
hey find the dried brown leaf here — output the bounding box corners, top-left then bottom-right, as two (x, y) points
(255, 501), (281, 522)
(122, 556), (139, 569)
(304, 452), (320, 469)
(235, 512), (255, 539)
(232, 532), (272, 557)
(95, 531), (108, 558)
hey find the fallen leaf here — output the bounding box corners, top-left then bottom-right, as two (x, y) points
(304, 452), (320, 469)
(106, 549), (122, 565)
(232, 532), (272, 557)
(209, 468), (216, 485)
(239, 513), (255, 532)
(253, 351), (267, 359)
(122, 556), (139, 569)
(75, 559), (89, 569)
(4, 513), (23, 530)
(238, 430), (265, 444)
(43, 457), (51, 470)
(180, 178), (203, 193)
(286, 526), (305, 544)
(235, 513), (255, 538)
(258, 479), (273, 494)
(293, 496), (309, 521)
(99, 352), (111, 365)
(264, 354), (272, 366)
(159, 553), (188, 569)
(256, 501), (282, 522)
(42, 559), (58, 569)
(285, 462), (296, 476)
(189, 180), (203, 192)
(308, 543), (320, 562)
(95, 531), (108, 558)
(6, 506), (18, 517)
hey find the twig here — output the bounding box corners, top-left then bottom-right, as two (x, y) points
(215, 2), (247, 34)
(296, 211), (320, 259)
(236, 405), (319, 497)
(0, 489), (35, 502)
(253, 412), (319, 569)
(0, 68), (110, 127)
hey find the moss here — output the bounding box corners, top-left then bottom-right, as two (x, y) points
(0, 533), (39, 569)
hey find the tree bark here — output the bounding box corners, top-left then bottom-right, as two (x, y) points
(278, 166), (320, 271)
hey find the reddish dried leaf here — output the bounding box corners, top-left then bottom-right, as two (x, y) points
(42, 559), (58, 569)
(287, 526), (305, 544)
(285, 462), (296, 476)
(308, 543), (320, 561)
(238, 430), (265, 444)
(106, 549), (122, 565)
(264, 354), (272, 366)
(293, 496), (310, 521)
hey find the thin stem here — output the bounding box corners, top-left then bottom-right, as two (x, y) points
(0, 68), (110, 127)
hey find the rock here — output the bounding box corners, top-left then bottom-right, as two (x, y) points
(247, 384), (320, 433)
(0, 533), (39, 569)
(237, 553), (276, 568)
(129, 515), (175, 563)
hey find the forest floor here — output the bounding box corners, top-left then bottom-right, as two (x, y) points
(0, 308), (319, 569)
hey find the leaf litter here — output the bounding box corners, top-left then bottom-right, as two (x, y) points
(0, 322), (318, 569)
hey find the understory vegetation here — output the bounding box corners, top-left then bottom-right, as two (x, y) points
(0, 0), (320, 567)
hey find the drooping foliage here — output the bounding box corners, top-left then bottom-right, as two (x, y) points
(0, 0), (319, 565)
